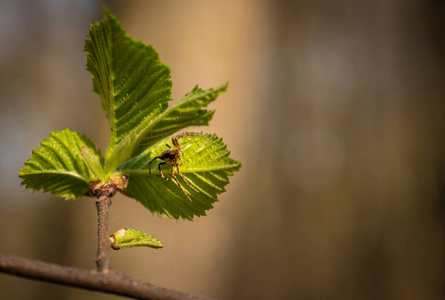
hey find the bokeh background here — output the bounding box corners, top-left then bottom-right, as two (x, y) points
(1, 0), (445, 299)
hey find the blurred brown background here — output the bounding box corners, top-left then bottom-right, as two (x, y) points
(1, 0), (445, 299)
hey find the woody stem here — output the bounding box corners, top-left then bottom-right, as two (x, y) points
(96, 195), (112, 272)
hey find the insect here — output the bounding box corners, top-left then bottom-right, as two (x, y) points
(148, 132), (201, 200)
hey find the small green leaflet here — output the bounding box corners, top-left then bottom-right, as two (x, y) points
(110, 228), (164, 249)
(19, 128), (103, 199)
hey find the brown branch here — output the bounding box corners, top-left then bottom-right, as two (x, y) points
(0, 253), (216, 300)
(0, 176), (214, 299)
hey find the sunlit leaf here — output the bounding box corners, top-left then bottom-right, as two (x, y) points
(19, 128), (103, 199)
(119, 134), (241, 220)
(84, 6), (172, 172)
(110, 228), (164, 249)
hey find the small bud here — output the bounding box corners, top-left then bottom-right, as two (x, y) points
(119, 174), (129, 190)
(115, 228), (127, 239)
(88, 180), (103, 196)
(108, 174), (129, 190)
(109, 234), (120, 250)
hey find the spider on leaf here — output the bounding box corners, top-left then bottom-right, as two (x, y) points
(148, 132), (201, 200)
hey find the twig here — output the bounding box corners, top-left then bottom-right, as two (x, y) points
(0, 253), (216, 300)
(91, 179), (121, 273)
(96, 195), (111, 272)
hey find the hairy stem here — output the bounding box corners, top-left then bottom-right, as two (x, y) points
(96, 195), (112, 272)
(0, 254), (216, 300)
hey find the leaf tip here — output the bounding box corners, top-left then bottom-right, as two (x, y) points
(101, 4), (112, 17)
(221, 81), (229, 91)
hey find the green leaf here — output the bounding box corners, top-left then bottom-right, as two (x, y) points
(119, 134), (241, 220)
(110, 228), (164, 250)
(105, 136), (134, 174)
(84, 6), (172, 170)
(81, 146), (106, 180)
(19, 128), (103, 199)
(131, 83), (228, 157)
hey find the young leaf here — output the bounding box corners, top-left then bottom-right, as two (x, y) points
(109, 228), (164, 250)
(131, 83), (228, 157)
(119, 134), (241, 220)
(81, 146), (106, 180)
(84, 6), (172, 171)
(19, 128), (103, 199)
(104, 136), (134, 175)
